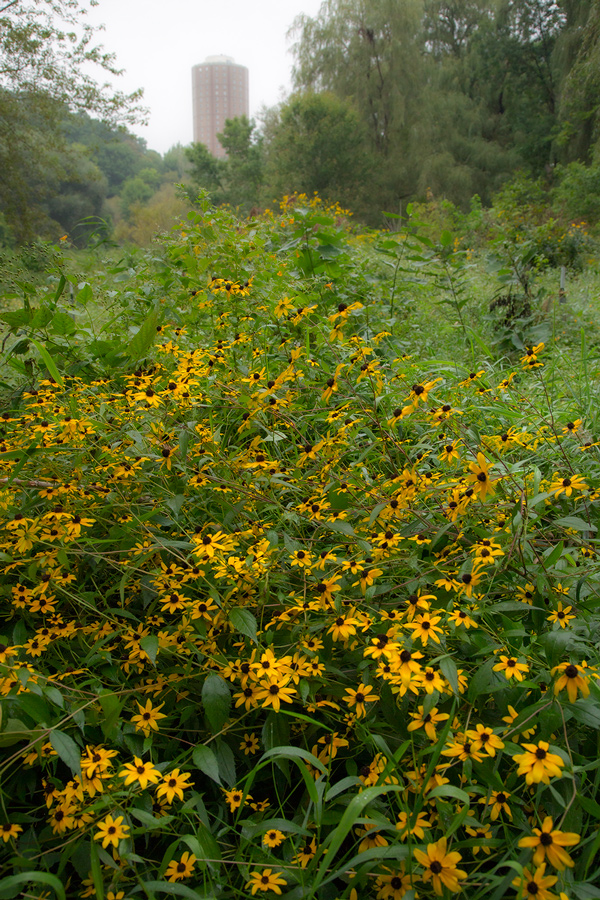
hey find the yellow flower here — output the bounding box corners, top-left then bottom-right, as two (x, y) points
(514, 741), (565, 785)
(493, 655), (529, 681)
(413, 837), (467, 895)
(263, 828), (286, 848)
(343, 683), (378, 718)
(165, 851), (196, 882)
(131, 699), (167, 736)
(240, 733), (260, 755)
(404, 612), (444, 646)
(156, 769), (193, 803)
(466, 452), (496, 501)
(119, 757), (161, 790)
(407, 706), (449, 741)
(547, 602), (576, 628)
(466, 724), (505, 757)
(94, 814), (129, 849)
(246, 868), (287, 895)
(551, 662), (590, 702)
(255, 675), (296, 712)
(518, 817), (579, 869)
(549, 473), (588, 497)
(0, 823), (22, 842)
(512, 863), (558, 900)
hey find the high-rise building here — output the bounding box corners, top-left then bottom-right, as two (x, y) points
(192, 56), (249, 158)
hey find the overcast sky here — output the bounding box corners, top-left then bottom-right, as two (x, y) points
(84, 0), (325, 155)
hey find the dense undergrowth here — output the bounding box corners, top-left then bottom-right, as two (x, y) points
(0, 196), (600, 900)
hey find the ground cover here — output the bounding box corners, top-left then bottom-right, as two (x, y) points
(0, 196), (600, 900)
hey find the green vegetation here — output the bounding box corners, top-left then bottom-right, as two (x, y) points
(5, 1), (600, 247)
(2, 4), (600, 896)
(0, 194), (600, 899)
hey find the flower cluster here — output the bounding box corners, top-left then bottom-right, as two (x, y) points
(0, 196), (598, 899)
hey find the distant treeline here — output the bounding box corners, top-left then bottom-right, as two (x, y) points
(2, 0), (600, 245)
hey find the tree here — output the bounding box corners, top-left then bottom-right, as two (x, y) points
(558, 0), (599, 161)
(184, 143), (226, 205)
(262, 92), (373, 216)
(217, 116), (264, 213)
(0, 0), (145, 242)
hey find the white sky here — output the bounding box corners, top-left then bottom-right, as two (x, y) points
(85, 0), (325, 154)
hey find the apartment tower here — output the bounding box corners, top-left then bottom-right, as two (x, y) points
(192, 56), (249, 158)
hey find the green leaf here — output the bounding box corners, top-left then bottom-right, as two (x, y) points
(228, 607), (257, 642)
(51, 312), (76, 336)
(567, 699), (600, 729)
(439, 655), (460, 698)
(30, 339), (65, 388)
(127, 306), (161, 361)
(201, 674), (231, 733)
(313, 783), (404, 888)
(49, 729), (81, 778)
(215, 739), (236, 787)
(140, 634), (159, 665)
(0, 872), (66, 900)
(194, 824), (222, 872)
(467, 658), (497, 702)
(0, 718), (31, 748)
(428, 783), (470, 803)
(555, 516), (596, 532)
(130, 882), (213, 899)
(192, 745), (221, 785)
(98, 691), (123, 739)
(89, 838), (105, 900)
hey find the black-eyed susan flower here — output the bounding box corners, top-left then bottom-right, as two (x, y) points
(356, 822), (389, 852)
(551, 661), (590, 702)
(246, 868), (287, 895)
(513, 741), (565, 785)
(466, 724), (505, 756)
(327, 613), (361, 642)
(240, 733), (260, 755)
(441, 737), (485, 763)
(408, 705), (450, 741)
(119, 757), (161, 790)
(292, 836), (317, 867)
(0, 822), (22, 842)
(479, 790), (512, 821)
(547, 602), (576, 628)
(493, 655), (529, 681)
(94, 814), (129, 849)
(465, 823), (493, 854)
(518, 816), (579, 869)
(263, 828), (286, 848)
(255, 675), (296, 711)
(404, 611), (444, 646)
(512, 864), (558, 900)
(343, 683), (378, 717)
(396, 810), (431, 840)
(466, 452), (496, 501)
(156, 769), (193, 803)
(374, 867), (412, 899)
(549, 473), (588, 497)
(165, 851), (197, 882)
(413, 836), (467, 895)
(131, 699), (167, 736)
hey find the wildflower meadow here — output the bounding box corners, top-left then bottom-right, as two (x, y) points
(1, 195), (600, 900)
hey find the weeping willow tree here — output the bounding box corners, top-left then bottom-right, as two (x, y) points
(289, 0), (427, 213)
(286, 0), (594, 218)
(558, 0), (600, 161)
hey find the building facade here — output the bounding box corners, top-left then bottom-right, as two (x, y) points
(192, 56), (249, 158)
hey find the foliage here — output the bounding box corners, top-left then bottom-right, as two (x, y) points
(0, 196), (600, 900)
(0, 0), (145, 244)
(262, 93), (372, 216)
